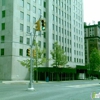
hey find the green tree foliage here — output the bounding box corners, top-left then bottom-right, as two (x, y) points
(18, 42), (47, 82)
(90, 48), (100, 71)
(50, 42), (68, 67)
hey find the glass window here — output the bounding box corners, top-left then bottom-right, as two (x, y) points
(27, 26), (30, 32)
(1, 48), (4, 55)
(43, 32), (46, 38)
(27, 14), (30, 22)
(43, 42), (46, 48)
(38, 9), (41, 15)
(44, 12), (46, 18)
(33, 17), (36, 23)
(2, 10), (5, 18)
(1, 23), (5, 30)
(39, 0), (42, 5)
(38, 41), (41, 47)
(20, 36), (23, 43)
(20, 0), (24, 7)
(27, 38), (30, 45)
(1, 36), (5, 43)
(33, 6), (36, 13)
(20, 11), (24, 19)
(19, 49), (23, 56)
(20, 24), (23, 31)
(27, 3), (30, 10)
(44, 2), (46, 8)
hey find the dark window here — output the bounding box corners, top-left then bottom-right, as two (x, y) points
(44, 42), (46, 48)
(19, 49), (23, 56)
(2, 23), (5, 30)
(1, 36), (5, 43)
(1, 48), (4, 55)
(44, 32), (46, 38)
(2, 10), (5, 18)
(44, 12), (46, 18)
(44, 2), (46, 8)
(20, 36), (23, 43)
(20, 24), (23, 31)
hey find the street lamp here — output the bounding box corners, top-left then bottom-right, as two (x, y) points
(27, 32), (34, 91)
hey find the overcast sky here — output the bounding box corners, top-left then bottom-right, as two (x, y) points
(84, 0), (100, 24)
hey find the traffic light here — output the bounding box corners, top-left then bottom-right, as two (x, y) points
(41, 19), (46, 31)
(35, 20), (40, 31)
(27, 49), (30, 56)
(33, 49), (36, 57)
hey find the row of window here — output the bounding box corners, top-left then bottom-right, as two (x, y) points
(0, 48), (46, 57)
(53, 0), (71, 7)
(0, 35), (46, 48)
(0, 48), (83, 63)
(21, 0), (43, 7)
(52, 5), (71, 14)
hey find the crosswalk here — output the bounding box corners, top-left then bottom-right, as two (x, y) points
(66, 84), (100, 88)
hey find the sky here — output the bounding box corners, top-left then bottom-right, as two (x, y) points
(84, 0), (100, 24)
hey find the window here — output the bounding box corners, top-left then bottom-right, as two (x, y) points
(53, 34), (54, 40)
(27, 38), (30, 45)
(1, 36), (5, 43)
(20, 0), (24, 7)
(20, 11), (24, 19)
(56, 35), (58, 40)
(33, 17), (36, 23)
(20, 36), (23, 43)
(53, 24), (54, 30)
(33, 28), (36, 34)
(20, 24), (23, 31)
(44, 12), (46, 18)
(44, 32), (46, 38)
(1, 23), (5, 30)
(1, 48), (4, 55)
(38, 9), (41, 15)
(2, 0), (5, 6)
(2, 10), (5, 18)
(43, 42), (46, 48)
(19, 49), (23, 56)
(33, 6), (36, 13)
(39, 0), (41, 5)
(27, 3), (30, 10)
(27, 14), (30, 22)
(38, 41), (41, 47)
(27, 26), (30, 32)
(44, 2), (46, 8)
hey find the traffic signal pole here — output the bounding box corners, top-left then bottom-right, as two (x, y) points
(28, 32), (34, 91)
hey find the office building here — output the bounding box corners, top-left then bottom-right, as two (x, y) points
(0, 0), (85, 80)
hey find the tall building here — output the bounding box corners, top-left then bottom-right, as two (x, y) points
(0, 0), (85, 80)
(84, 21), (100, 65)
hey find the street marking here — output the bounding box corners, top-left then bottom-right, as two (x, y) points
(66, 84), (100, 88)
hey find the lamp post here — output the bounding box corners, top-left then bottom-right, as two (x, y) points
(28, 32), (34, 91)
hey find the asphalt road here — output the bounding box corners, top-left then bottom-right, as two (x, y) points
(0, 80), (100, 100)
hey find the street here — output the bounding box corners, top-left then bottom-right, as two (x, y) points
(0, 80), (100, 100)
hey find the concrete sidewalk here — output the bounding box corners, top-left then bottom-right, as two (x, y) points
(1, 80), (48, 84)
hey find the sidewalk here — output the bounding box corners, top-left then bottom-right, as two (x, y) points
(2, 80), (47, 84)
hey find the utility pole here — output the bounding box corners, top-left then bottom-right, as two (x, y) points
(28, 32), (34, 91)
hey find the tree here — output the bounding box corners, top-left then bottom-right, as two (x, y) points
(50, 42), (68, 67)
(89, 48), (100, 75)
(18, 42), (47, 83)
(50, 42), (68, 81)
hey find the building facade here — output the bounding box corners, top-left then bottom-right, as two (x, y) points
(84, 22), (100, 65)
(0, 0), (85, 80)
